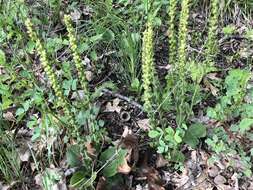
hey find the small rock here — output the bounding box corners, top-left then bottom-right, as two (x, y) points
(214, 175), (226, 185)
(85, 71), (93, 81)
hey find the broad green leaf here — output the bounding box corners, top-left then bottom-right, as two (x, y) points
(148, 130), (160, 138)
(174, 131), (182, 143)
(238, 118), (253, 134)
(66, 145), (82, 167)
(170, 150), (185, 163)
(70, 171), (86, 188)
(164, 127), (174, 142)
(100, 147), (127, 177)
(70, 171), (96, 188)
(245, 29), (253, 40)
(15, 108), (25, 116)
(189, 123), (207, 137)
(165, 127), (174, 135)
(159, 139), (165, 147)
(225, 69), (250, 100)
(157, 146), (164, 154)
(0, 49), (6, 65)
(183, 123), (206, 148)
(42, 168), (61, 190)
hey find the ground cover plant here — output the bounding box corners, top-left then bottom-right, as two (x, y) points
(0, 0), (253, 189)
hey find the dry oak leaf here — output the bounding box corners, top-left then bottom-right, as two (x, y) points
(156, 154), (168, 168)
(137, 119), (150, 131)
(3, 112), (16, 122)
(85, 142), (96, 157)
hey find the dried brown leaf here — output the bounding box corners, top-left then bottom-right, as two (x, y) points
(70, 9), (81, 21)
(3, 112), (15, 122)
(96, 177), (106, 190)
(85, 142), (96, 157)
(137, 119), (150, 131)
(156, 154), (168, 168)
(85, 71), (93, 82)
(117, 157), (131, 175)
(105, 98), (121, 113)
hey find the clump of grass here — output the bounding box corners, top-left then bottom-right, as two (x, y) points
(0, 132), (21, 184)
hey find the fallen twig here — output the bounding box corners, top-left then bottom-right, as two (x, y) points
(102, 89), (143, 110)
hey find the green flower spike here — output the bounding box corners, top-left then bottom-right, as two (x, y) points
(178, 0), (190, 73)
(64, 15), (89, 102)
(142, 21), (155, 118)
(205, 0), (219, 65)
(25, 19), (74, 125)
(168, 0), (178, 65)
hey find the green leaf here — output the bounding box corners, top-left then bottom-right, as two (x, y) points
(245, 29), (253, 40)
(103, 29), (115, 41)
(170, 150), (185, 163)
(223, 25), (236, 35)
(15, 108), (25, 116)
(190, 123), (207, 137)
(100, 147), (127, 177)
(183, 123), (206, 148)
(238, 118), (253, 134)
(90, 34), (103, 43)
(130, 78), (140, 92)
(70, 171), (96, 188)
(174, 131), (182, 143)
(225, 69), (250, 100)
(0, 49), (6, 65)
(70, 171), (86, 188)
(66, 145), (82, 167)
(164, 127), (174, 142)
(157, 146), (164, 154)
(148, 130), (160, 138)
(42, 168), (61, 190)
(165, 127), (174, 135)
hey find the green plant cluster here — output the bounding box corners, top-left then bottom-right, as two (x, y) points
(1, 0), (253, 188)
(206, 69), (253, 176)
(23, 17), (111, 188)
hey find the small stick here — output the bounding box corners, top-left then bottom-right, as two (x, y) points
(102, 89), (143, 110)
